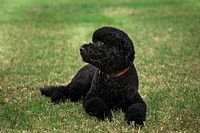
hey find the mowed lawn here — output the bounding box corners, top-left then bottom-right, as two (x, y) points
(0, 0), (199, 132)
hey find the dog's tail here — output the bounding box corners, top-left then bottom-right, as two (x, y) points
(40, 85), (69, 103)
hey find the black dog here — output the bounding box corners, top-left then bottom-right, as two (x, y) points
(40, 26), (146, 125)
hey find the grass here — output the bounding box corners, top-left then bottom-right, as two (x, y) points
(0, 0), (199, 132)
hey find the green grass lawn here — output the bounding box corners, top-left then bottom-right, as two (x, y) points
(0, 0), (199, 132)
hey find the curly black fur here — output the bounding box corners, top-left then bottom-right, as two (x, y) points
(40, 26), (146, 125)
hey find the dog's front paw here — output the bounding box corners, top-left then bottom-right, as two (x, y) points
(83, 97), (112, 121)
(127, 120), (145, 127)
(125, 103), (146, 126)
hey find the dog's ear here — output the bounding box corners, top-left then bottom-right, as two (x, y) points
(123, 39), (135, 65)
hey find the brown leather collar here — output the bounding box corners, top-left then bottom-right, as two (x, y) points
(99, 67), (129, 79)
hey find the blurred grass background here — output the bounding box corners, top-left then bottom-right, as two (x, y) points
(0, 0), (199, 132)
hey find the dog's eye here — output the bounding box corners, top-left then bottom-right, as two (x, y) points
(96, 41), (104, 46)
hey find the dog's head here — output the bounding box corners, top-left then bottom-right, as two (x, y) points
(80, 26), (135, 75)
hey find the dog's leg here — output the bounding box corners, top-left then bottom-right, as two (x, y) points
(40, 81), (91, 103)
(125, 92), (146, 126)
(40, 64), (96, 103)
(83, 97), (112, 121)
(40, 85), (69, 103)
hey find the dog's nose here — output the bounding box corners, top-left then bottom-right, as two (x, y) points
(80, 47), (85, 52)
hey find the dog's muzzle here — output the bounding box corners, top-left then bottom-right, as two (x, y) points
(80, 47), (85, 52)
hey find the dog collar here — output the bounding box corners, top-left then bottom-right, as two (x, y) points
(99, 67), (130, 79)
